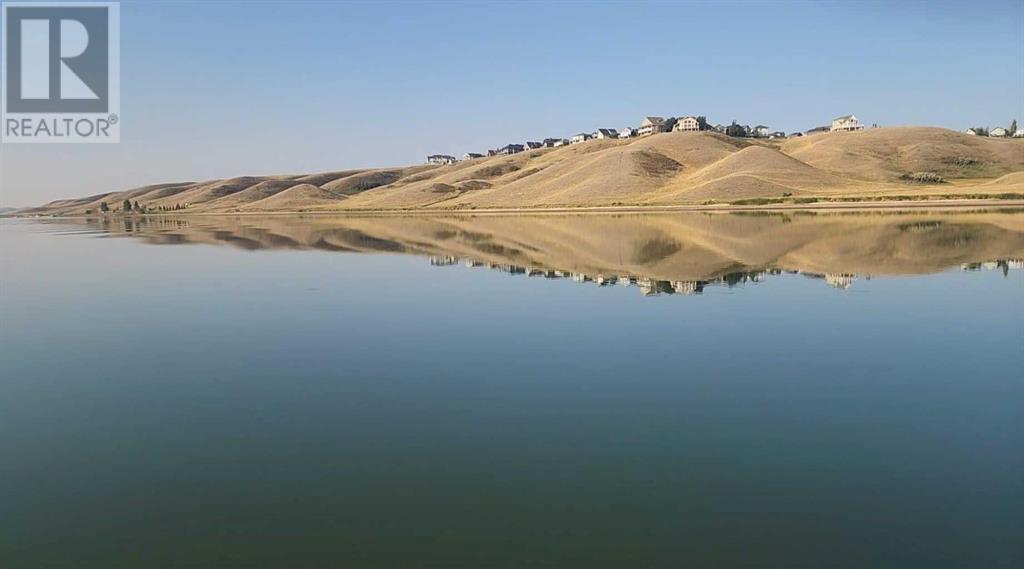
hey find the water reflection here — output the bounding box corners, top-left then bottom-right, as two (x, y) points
(34, 209), (1024, 295)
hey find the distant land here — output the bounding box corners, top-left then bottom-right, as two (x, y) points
(14, 127), (1024, 216)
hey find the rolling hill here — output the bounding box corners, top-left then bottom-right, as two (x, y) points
(18, 127), (1024, 215)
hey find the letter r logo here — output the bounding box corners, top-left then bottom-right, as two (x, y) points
(4, 5), (109, 112)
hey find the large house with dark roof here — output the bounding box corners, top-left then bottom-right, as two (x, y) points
(637, 117), (666, 136)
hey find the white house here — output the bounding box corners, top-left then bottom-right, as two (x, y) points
(965, 128), (981, 135)
(637, 116), (666, 136)
(595, 128), (619, 139)
(830, 114), (865, 132)
(523, 141), (543, 150)
(619, 127), (635, 138)
(553, 138), (569, 147)
(673, 116), (701, 132)
(427, 154), (457, 165)
(570, 133), (591, 145)
(751, 125), (769, 137)
(1014, 128), (1024, 138)
(462, 152), (484, 160)
(990, 127), (1008, 137)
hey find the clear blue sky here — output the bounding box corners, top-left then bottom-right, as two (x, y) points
(2, 0), (1022, 206)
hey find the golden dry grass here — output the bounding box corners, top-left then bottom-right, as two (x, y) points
(21, 127), (1024, 215)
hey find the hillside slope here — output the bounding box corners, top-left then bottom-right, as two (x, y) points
(20, 127), (1024, 215)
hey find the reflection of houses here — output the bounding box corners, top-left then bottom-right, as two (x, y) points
(825, 273), (854, 289)
(430, 255), (1024, 297)
(671, 281), (703, 295)
(961, 259), (1023, 276)
(429, 255), (459, 266)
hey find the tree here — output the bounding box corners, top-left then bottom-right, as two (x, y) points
(122, 199), (132, 213)
(133, 200), (142, 212)
(663, 117), (678, 132)
(1009, 120), (1017, 137)
(726, 121), (748, 137)
(99, 201), (109, 212)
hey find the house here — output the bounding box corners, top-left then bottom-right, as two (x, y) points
(789, 132), (803, 137)
(805, 126), (830, 136)
(542, 138), (567, 147)
(830, 114), (865, 132)
(496, 144), (524, 155)
(768, 131), (787, 139)
(637, 116), (666, 136)
(1015, 128), (1024, 138)
(619, 127), (635, 138)
(570, 133), (591, 145)
(427, 154), (457, 165)
(462, 152), (484, 160)
(673, 116), (703, 132)
(751, 125), (769, 138)
(990, 127), (1008, 137)
(595, 128), (619, 139)
(523, 141), (543, 150)
(965, 128), (982, 136)
(552, 138), (569, 147)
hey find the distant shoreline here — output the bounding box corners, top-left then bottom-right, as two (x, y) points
(11, 198), (1024, 219)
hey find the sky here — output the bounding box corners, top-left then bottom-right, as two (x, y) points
(1, 0), (1022, 207)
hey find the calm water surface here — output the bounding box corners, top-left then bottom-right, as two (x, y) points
(1, 211), (1022, 568)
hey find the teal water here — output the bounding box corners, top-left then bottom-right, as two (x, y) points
(1, 213), (1022, 568)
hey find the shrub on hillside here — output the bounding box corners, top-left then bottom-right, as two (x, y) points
(900, 172), (945, 184)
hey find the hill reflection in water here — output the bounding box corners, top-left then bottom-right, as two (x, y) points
(55, 209), (1024, 295)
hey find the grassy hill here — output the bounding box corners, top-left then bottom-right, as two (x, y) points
(20, 127), (1024, 215)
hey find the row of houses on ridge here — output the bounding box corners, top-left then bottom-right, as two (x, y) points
(428, 113), (880, 165)
(965, 125), (1024, 137)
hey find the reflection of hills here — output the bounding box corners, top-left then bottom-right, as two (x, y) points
(59, 210), (1024, 293)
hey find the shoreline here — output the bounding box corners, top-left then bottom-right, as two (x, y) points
(8, 198), (1024, 219)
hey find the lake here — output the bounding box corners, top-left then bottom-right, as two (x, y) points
(1, 210), (1022, 568)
